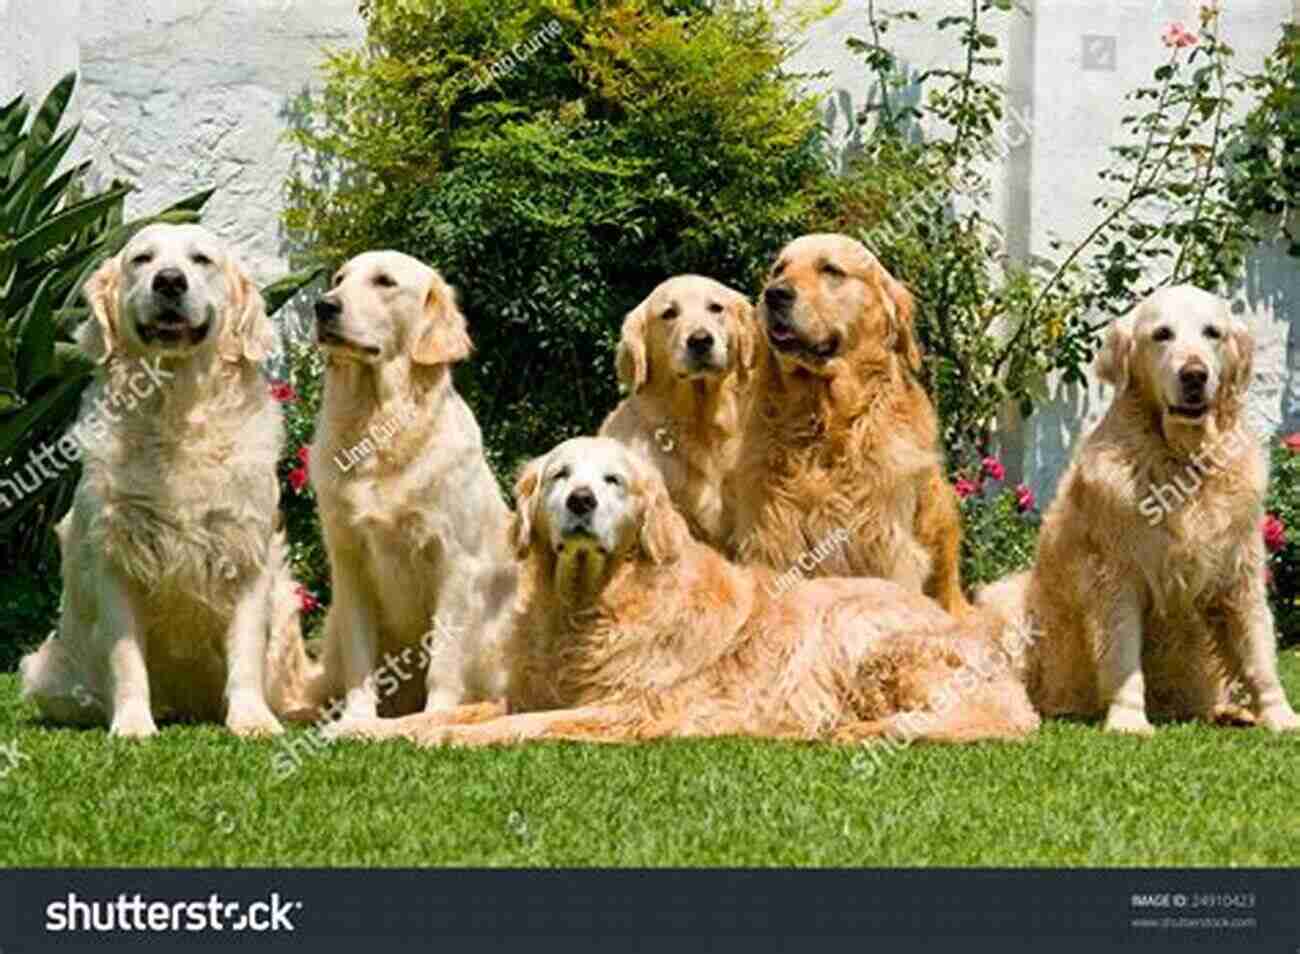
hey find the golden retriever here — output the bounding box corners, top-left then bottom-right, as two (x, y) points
(20, 224), (314, 738)
(599, 275), (758, 545)
(979, 285), (1300, 734)
(309, 251), (516, 727)
(335, 437), (1037, 748)
(730, 234), (969, 616)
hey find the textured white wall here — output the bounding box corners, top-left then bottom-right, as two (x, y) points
(2, 0), (1296, 496)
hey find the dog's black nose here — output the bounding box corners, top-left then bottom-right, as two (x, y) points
(152, 268), (188, 299)
(566, 487), (597, 517)
(687, 330), (715, 356)
(764, 285), (795, 312)
(1179, 366), (1209, 392)
(315, 299), (342, 324)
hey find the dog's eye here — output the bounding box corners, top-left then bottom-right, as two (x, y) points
(131, 252), (154, 267)
(332, 273), (344, 287)
(550, 466), (570, 482)
(707, 302), (724, 314)
(1152, 326), (1174, 343)
(191, 252), (214, 267)
(1203, 325), (1223, 341)
(821, 263), (846, 279)
(604, 474), (624, 488)
(661, 307), (678, 322)
(373, 273), (397, 288)
(772, 262), (786, 277)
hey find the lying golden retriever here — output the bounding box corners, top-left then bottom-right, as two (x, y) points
(599, 275), (757, 545)
(980, 285), (1299, 734)
(336, 437), (1037, 748)
(309, 251), (516, 726)
(729, 234), (969, 615)
(20, 224), (313, 737)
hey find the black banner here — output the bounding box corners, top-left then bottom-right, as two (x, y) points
(0, 868), (1296, 951)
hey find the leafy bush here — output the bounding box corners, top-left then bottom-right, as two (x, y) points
(285, 0), (836, 476)
(1265, 435), (1300, 645)
(954, 453), (1040, 590)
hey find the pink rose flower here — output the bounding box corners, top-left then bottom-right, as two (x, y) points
(1162, 22), (1198, 48)
(288, 466), (309, 494)
(269, 380), (298, 403)
(1262, 514), (1287, 553)
(1015, 483), (1035, 513)
(954, 477), (980, 499)
(981, 456), (1006, 482)
(1283, 433), (1300, 453)
(297, 446), (311, 466)
(295, 584), (320, 615)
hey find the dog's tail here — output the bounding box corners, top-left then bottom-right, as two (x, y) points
(264, 537), (328, 721)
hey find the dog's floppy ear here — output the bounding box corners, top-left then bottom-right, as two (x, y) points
(80, 255), (123, 364)
(635, 456), (689, 564)
(1223, 307), (1255, 410)
(510, 454), (546, 559)
(220, 257), (276, 364)
(413, 272), (472, 366)
(1095, 310), (1137, 389)
(730, 294), (759, 383)
(883, 272), (922, 373)
(616, 300), (650, 393)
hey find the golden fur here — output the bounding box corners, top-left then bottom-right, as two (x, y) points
(338, 438), (1037, 748)
(20, 224), (314, 738)
(308, 251), (516, 726)
(979, 286), (1300, 734)
(729, 234), (969, 615)
(599, 275), (758, 545)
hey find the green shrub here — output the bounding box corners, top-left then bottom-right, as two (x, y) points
(954, 453), (1039, 590)
(285, 0), (836, 476)
(1265, 435), (1300, 645)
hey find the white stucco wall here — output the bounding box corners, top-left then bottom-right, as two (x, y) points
(2, 0), (1296, 498)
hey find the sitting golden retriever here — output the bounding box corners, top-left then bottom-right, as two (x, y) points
(980, 285), (1299, 734)
(337, 437), (1037, 748)
(729, 234), (969, 616)
(599, 275), (757, 545)
(309, 251), (516, 726)
(20, 224), (313, 738)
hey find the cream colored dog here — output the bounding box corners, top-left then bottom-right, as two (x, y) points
(599, 275), (757, 545)
(980, 285), (1300, 735)
(334, 437), (1038, 748)
(309, 251), (515, 726)
(20, 224), (314, 738)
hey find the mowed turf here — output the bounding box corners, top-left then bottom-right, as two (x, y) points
(2, 658), (1300, 868)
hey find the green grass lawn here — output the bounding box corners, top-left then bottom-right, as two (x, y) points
(2, 658), (1300, 868)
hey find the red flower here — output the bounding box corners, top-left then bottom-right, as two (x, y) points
(288, 466), (309, 494)
(269, 380), (298, 403)
(295, 584), (320, 615)
(1262, 514), (1287, 553)
(981, 456), (1006, 482)
(1161, 22), (1198, 48)
(955, 477), (980, 499)
(1015, 483), (1035, 513)
(1283, 433), (1300, 453)
(297, 446), (311, 466)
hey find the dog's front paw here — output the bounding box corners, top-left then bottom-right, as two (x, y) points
(110, 706), (158, 740)
(226, 703), (284, 738)
(1258, 704), (1300, 733)
(1104, 705), (1155, 737)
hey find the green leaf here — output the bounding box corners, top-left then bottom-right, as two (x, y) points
(0, 373), (89, 463)
(262, 265), (326, 316)
(15, 271), (60, 392)
(10, 185), (133, 261)
(26, 72), (77, 155)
